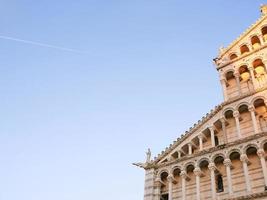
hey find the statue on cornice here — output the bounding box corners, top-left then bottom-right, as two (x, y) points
(146, 148), (151, 163)
(219, 46), (225, 55)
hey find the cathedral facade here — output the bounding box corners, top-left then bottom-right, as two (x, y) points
(135, 5), (267, 200)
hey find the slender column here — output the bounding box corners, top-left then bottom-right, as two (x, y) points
(193, 167), (202, 200)
(259, 35), (265, 44)
(263, 60), (267, 74)
(208, 163), (217, 200)
(220, 78), (228, 101)
(248, 105), (259, 133)
(240, 154), (251, 193)
(233, 111), (241, 139)
(198, 135), (203, 151)
(180, 170), (187, 200)
(167, 175), (174, 200)
(209, 126), (215, 147)
(248, 66), (257, 90)
(188, 143), (192, 155)
(257, 149), (267, 190)
(224, 159), (233, 195)
(178, 150), (181, 159)
(154, 178), (161, 200)
(220, 118), (228, 144)
(234, 72), (242, 96)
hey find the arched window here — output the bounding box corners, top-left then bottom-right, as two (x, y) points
(251, 35), (261, 49)
(240, 44), (250, 54)
(216, 174), (224, 193)
(215, 136), (219, 146)
(253, 59), (265, 75)
(229, 53), (238, 60)
(262, 26), (267, 42)
(160, 194), (168, 200)
(239, 65), (250, 81)
(171, 152), (178, 159)
(225, 71), (235, 87)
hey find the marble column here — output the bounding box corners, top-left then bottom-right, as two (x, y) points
(154, 178), (161, 200)
(248, 66), (257, 90)
(240, 154), (251, 192)
(233, 111), (241, 139)
(220, 78), (228, 101)
(234, 72), (242, 96)
(259, 35), (265, 44)
(167, 175), (174, 200)
(208, 163), (217, 200)
(178, 151), (181, 159)
(193, 167), (202, 200)
(224, 158), (233, 195)
(257, 149), (267, 190)
(180, 170), (187, 200)
(188, 143), (192, 155)
(198, 135), (203, 151)
(248, 105), (259, 134)
(209, 126), (215, 147)
(220, 118), (228, 144)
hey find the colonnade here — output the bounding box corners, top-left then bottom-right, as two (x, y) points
(220, 58), (267, 101)
(155, 148), (267, 200)
(172, 100), (264, 161)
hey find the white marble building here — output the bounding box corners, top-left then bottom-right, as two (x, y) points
(134, 5), (267, 200)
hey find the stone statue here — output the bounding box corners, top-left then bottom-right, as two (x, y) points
(146, 148), (151, 163)
(219, 46), (225, 56)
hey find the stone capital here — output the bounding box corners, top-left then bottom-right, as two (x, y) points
(207, 125), (214, 133)
(257, 149), (266, 158)
(248, 66), (254, 71)
(240, 154), (249, 163)
(220, 78), (227, 83)
(233, 110), (240, 118)
(223, 158), (232, 167)
(248, 105), (255, 112)
(208, 162), (216, 171)
(180, 170), (188, 179)
(193, 167), (203, 176)
(198, 134), (204, 140)
(220, 117), (226, 124)
(167, 175), (174, 182)
(234, 71), (240, 78)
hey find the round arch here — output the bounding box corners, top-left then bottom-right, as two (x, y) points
(183, 161), (196, 172)
(229, 52), (238, 60)
(157, 169), (169, 178)
(243, 143), (259, 154)
(260, 139), (267, 149)
(211, 153), (226, 163)
(250, 96), (266, 107)
(239, 43), (250, 54)
(171, 165), (182, 175)
(236, 102), (250, 111)
(197, 157), (210, 167)
(227, 148), (242, 159)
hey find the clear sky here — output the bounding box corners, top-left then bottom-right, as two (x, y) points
(0, 1), (265, 200)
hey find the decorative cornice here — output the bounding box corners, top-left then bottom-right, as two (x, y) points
(152, 132), (267, 169)
(218, 14), (267, 59)
(223, 191), (267, 200)
(150, 88), (267, 165)
(151, 103), (223, 163)
(216, 44), (267, 70)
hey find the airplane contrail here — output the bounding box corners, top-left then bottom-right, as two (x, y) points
(0, 35), (89, 54)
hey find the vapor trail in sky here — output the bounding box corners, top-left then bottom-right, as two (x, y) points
(0, 35), (89, 54)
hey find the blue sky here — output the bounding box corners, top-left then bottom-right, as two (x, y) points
(0, 1), (264, 200)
